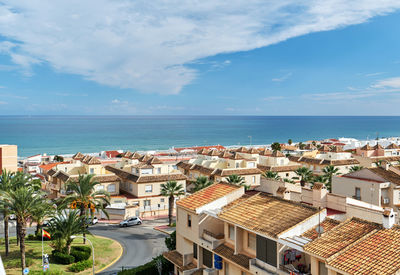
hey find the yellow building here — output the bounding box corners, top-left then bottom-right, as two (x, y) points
(0, 144), (18, 173)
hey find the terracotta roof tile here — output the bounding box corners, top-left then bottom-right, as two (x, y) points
(176, 183), (241, 211)
(257, 164), (301, 172)
(304, 217), (381, 259)
(213, 243), (251, 269)
(72, 152), (84, 160)
(386, 143), (400, 149)
(368, 167), (400, 185)
(271, 150), (285, 157)
(218, 193), (319, 238)
(301, 218), (340, 240)
(327, 225), (400, 275)
(213, 168), (261, 177)
(47, 168), (57, 176)
(81, 156), (102, 165)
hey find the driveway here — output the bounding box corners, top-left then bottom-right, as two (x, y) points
(90, 219), (169, 274)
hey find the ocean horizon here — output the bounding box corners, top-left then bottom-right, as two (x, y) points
(1, 115), (400, 157)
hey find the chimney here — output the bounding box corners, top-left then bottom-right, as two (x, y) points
(382, 160), (390, 170)
(383, 208), (395, 229)
(312, 182), (328, 208)
(276, 187), (290, 200)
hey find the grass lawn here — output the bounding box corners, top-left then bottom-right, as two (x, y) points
(1, 235), (122, 274)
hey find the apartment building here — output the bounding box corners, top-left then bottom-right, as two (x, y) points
(0, 144), (18, 173)
(165, 182), (400, 275)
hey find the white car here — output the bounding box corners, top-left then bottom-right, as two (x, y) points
(119, 217), (142, 227)
(87, 217), (98, 225)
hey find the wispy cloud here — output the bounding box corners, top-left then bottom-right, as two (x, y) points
(263, 96), (285, 101)
(372, 76), (400, 89)
(0, 101), (7, 105)
(272, 72), (292, 82)
(55, 92), (88, 97)
(365, 72), (385, 77)
(0, 1), (399, 94)
(0, 93), (28, 100)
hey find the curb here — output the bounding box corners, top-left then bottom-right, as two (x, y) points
(95, 235), (124, 273)
(153, 226), (175, 235)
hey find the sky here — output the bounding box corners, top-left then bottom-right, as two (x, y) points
(1, 0), (400, 115)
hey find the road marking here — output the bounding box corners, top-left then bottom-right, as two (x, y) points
(94, 235), (124, 274)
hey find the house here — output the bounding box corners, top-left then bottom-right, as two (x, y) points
(164, 182), (326, 275)
(0, 144), (18, 173)
(332, 165), (400, 210)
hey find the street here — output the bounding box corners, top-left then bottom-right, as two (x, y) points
(90, 219), (169, 275)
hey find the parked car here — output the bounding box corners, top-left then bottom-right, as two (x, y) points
(119, 217), (142, 227)
(87, 217), (98, 225)
(9, 214), (16, 220)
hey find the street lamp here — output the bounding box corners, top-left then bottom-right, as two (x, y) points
(71, 236), (95, 275)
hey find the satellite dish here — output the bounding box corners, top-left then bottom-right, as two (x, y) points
(316, 225), (324, 234)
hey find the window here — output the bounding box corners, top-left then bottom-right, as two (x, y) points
(228, 225), (235, 241)
(193, 243), (197, 259)
(252, 176), (256, 183)
(187, 214), (192, 227)
(157, 168), (161, 174)
(145, 185), (153, 193)
(248, 162), (255, 168)
(64, 167), (67, 172)
(142, 168), (152, 174)
(90, 168), (94, 174)
(202, 248), (212, 268)
(129, 184), (133, 191)
(107, 184), (116, 193)
(248, 232), (256, 250)
(160, 198), (165, 203)
(286, 173), (289, 177)
(256, 235), (277, 267)
(95, 185), (104, 191)
(236, 163), (240, 168)
(241, 272), (246, 275)
(224, 262), (229, 275)
(144, 200), (151, 207)
(355, 187), (361, 200)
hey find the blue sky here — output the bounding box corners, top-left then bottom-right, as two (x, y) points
(1, 1), (400, 115)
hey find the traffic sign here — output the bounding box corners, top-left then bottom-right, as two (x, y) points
(23, 268), (29, 274)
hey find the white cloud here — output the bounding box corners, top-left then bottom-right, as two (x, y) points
(0, 1), (399, 94)
(272, 72), (292, 82)
(0, 101), (7, 105)
(372, 77), (400, 89)
(263, 96), (285, 101)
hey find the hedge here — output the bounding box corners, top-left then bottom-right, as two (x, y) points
(68, 259), (93, 272)
(71, 245), (92, 255)
(118, 255), (173, 275)
(70, 249), (91, 262)
(51, 251), (75, 265)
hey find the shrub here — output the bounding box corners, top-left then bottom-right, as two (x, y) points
(68, 259), (93, 272)
(30, 270), (64, 275)
(3, 258), (33, 269)
(118, 255), (173, 275)
(70, 249), (90, 262)
(27, 234), (36, 240)
(71, 245), (92, 254)
(165, 231), (176, 251)
(51, 251), (75, 265)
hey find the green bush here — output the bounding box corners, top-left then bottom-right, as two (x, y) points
(70, 249), (90, 262)
(165, 231), (176, 251)
(71, 245), (92, 254)
(118, 255), (173, 275)
(51, 251), (75, 265)
(27, 234), (36, 240)
(3, 258), (33, 269)
(68, 259), (93, 272)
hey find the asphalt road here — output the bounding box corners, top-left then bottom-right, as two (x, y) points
(89, 220), (168, 275)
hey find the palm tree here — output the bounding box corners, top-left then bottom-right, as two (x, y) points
(283, 178), (295, 184)
(262, 171), (281, 181)
(349, 165), (364, 172)
(31, 201), (56, 236)
(0, 170), (14, 256)
(293, 167), (313, 187)
(271, 142), (281, 152)
(193, 176), (213, 192)
(64, 174), (110, 243)
(322, 165), (340, 192)
(226, 174), (245, 185)
(0, 187), (47, 271)
(48, 210), (89, 254)
(374, 160), (383, 167)
(288, 139), (293, 145)
(298, 142), (306, 150)
(160, 181), (185, 226)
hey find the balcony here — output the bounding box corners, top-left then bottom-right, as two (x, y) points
(249, 258), (278, 275)
(199, 230), (224, 250)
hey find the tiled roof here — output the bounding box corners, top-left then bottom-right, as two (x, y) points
(39, 162), (67, 171)
(47, 168), (57, 176)
(213, 243), (251, 269)
(271, 150), (285, 157)
(138, 154), (152, 162)
(104, 150), (121, 158)
(235, 147), (248, 153)
(327, 225), (400, 275)
(208, 149), (220, 156)
(371, 156), (400, 162)
(259, 148), (273, 156)
(247, 148), (259, 154)
(218, 193), (319, 238)
(301, 218), (340, 240)
(360, 144), (373, 150)
(163, 250), (197, 272)
(373, 144), (384, 150)
(69, 174), (121, 183)
(257, 164), (301, 172)
(105, 165), (187, 183)
(191, 164), (215, 176)
(176, 161), (193, 170)
(72, 152), (84, 160)
(276, 187), (287, 194)
(292, 156), (359, 166)
(219, 151), (233, 158)
(386, 143), (400, 149)
(330, 146), (344, 152)
(130, 152), (142, 159)
(82, 156), (102, 165)
(132, 162), (154, 169)
(147, 156), (163, 164)
(213, 168), (261, 176)
(304, 217), (381, 259)
(197, 148), (210, 155)
(368, 167), (400, 185)
(54, 170), (70, 182)
(176, 182), (241, 211)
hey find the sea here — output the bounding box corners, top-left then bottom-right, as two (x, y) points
(1, 116), (400, 157)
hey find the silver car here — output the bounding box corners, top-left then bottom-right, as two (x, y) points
(119, 217), (142, 227)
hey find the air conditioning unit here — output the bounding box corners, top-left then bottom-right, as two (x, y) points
(383, 197), (390, 204)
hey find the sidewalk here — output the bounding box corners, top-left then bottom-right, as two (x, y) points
(154, 225), (175, 235)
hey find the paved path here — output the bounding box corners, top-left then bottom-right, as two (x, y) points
(90, 219), (169, 275)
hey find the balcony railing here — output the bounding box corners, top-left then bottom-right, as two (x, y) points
(200, 230), (224, 250)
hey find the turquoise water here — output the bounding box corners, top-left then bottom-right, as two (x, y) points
(1, 116), (400, 157)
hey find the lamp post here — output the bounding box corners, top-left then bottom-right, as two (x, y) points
(71, 236), (95, 275)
